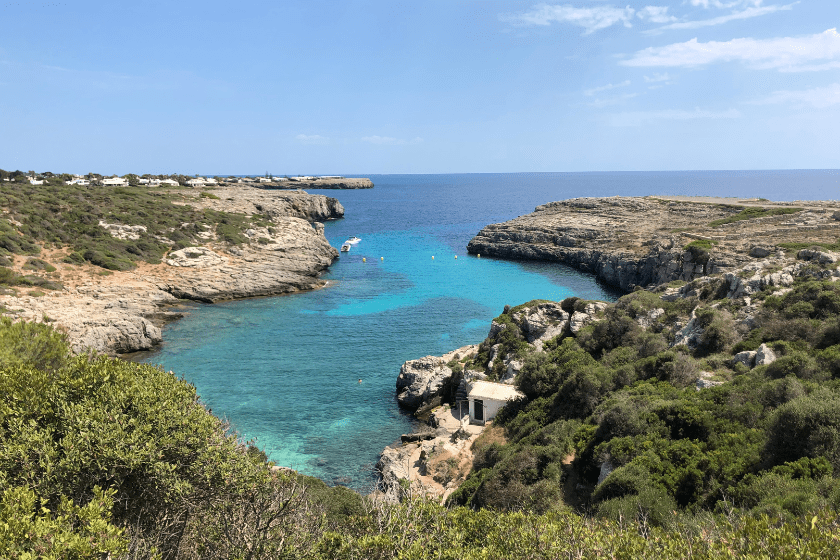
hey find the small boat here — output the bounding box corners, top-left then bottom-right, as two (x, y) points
(346, 236), (362, 244)
(340, 242), (351, 252)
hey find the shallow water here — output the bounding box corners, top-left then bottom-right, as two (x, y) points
(143, 171), (838, 489)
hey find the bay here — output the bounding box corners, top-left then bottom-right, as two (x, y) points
(142, 170), (838, 489)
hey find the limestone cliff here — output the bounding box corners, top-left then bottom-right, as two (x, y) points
(0, 187), (341, 355)
(467, 196), (840, 292)
(255, 178), (373, 190)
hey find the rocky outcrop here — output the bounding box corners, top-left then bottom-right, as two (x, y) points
(1, 283), (180, 355)
(376, 406), (484, 500)
(396, 345), (478, 411)
(468, 196), (840, 292)
(186, 186), (345, 222)
(256, 178), (373, 190)
(0, 188), (342, 355)
(512, 302), (570, 350)
(755, 343), (777, 366)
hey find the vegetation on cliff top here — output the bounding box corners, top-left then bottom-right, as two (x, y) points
(708, 206), (802, 227)
(449, 267), (840, 529)
(0, 181), (266, 274)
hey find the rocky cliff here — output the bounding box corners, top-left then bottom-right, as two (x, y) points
(256, 178), (373, 190)
(0, 187), (341, 355)
(467, 196), (840, 292)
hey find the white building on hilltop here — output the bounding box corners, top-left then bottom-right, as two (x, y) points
(467, 381), (523, 425)
(102, 177), (128, 187)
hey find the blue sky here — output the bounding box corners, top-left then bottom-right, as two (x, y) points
(1, 0), (837, 174)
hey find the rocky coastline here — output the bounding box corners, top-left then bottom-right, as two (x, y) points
(467, 196), (840, 292)
(379, 195), (840, 498)
(256, 177), (374, 190)
(0, 186), (343, 355)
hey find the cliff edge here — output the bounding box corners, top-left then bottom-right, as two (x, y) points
(0, 186), (342, 355)
(467, 196), (840, 292)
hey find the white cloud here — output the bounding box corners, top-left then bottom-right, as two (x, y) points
(648, 3), (796, 33)
(361, 136), (423, 146)
(753, 83), (840, 109)
(636, 6), (676, 24)
(621, 28), (840, 72)
(502, 4), (635, 35)
(584, 80), (631, 96)
(606, 108), (741, 126)
(295, 134), (329, 145)
(688, 0), (763, 8)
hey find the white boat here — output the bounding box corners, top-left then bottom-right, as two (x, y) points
(346, 236), (361, 244)
(340, 242), (351, 252)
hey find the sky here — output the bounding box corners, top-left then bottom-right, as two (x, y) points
(0, 0), (838, 174)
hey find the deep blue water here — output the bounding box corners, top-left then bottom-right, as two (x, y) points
(143, 171), (839, 489)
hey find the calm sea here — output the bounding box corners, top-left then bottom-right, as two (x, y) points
(142, 171), (839, 489)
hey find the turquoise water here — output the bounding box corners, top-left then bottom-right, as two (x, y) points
(143, 171), (838, 489)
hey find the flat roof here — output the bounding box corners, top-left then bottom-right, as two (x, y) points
(468, 380), (523, 402)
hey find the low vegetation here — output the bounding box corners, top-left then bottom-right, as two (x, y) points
(450, 271), (840, 532)
(6, 277), (840, 557)
(708, 206), (802, 227)
(0, 181), (266, 273)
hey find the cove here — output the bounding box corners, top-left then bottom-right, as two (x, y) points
(142, 171), (836, 489)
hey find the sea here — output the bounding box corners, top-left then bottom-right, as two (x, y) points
(141, 170), (840, 490)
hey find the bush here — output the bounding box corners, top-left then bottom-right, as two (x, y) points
(23, 257), (56, 272)
(0, 317), (70, 371)
(766, 352), (828, 381)
(577, 309), (643, 358)
(765, 396), (840, 472)
(596, 485), (678, 528)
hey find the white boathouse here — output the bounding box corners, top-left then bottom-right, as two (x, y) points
(467, 380), (523, 425)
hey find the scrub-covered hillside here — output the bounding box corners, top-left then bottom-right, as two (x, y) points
(445, 250), (840, 523)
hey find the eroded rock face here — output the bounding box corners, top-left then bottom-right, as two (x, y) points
(396, 345), (478, 411)
(0, 189), (342, 355)
(165, 247), (228, 268)
(733, 351), (757, 368)
(1, 284), (179, 355)
(511, 302), (570, 351)
(468, 196), (840, 292)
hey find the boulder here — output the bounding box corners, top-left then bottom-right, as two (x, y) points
(732, 351), (757, 368)
(749, 246), (772, 258)
(755, 343), (777, 366)
(797, 248), (838, 264)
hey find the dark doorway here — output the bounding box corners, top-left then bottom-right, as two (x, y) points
(474, 399), (484, 422)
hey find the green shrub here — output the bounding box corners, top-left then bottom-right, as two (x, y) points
(708, 206), (802, 227)
(596, 485), (678, 527)
(765, 396), (840, 472)
(22, 257), (56, 272)
(766, 352), (827, 381)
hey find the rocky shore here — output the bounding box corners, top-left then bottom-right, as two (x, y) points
(379, 195), (840, 498)
(0, 186), (343, 355)
(467, 196), (840, 292)
(256, 177), (373, 190)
